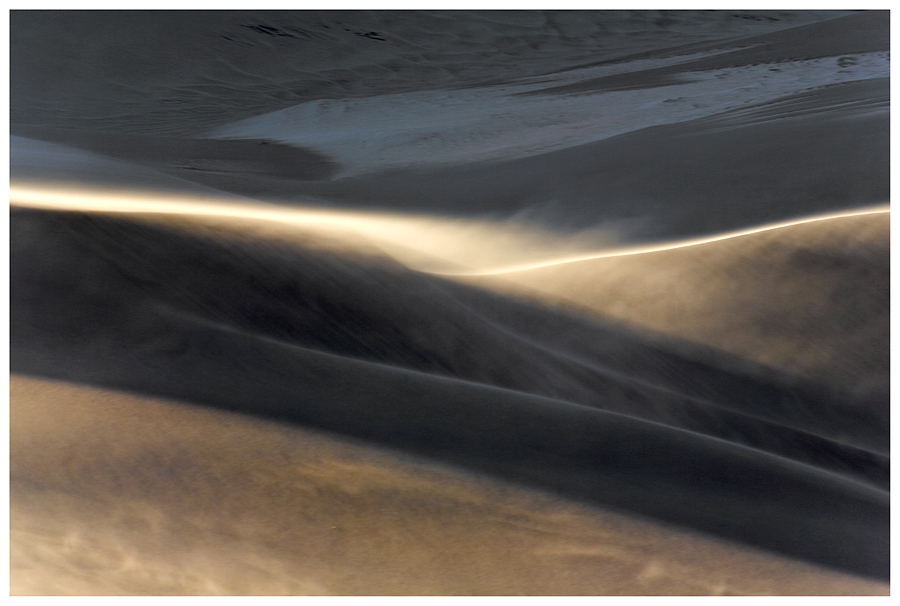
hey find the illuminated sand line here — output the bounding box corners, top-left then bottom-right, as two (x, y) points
(442, 206), (891, 276)
(8, 183), (511, 267)
(9, 184), (423, 230)
(8, 183), (608, 273)
(10, 183), (889, 276)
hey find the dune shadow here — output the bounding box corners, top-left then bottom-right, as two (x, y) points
(10, 208), (890, 581)
(11, 126), (339, 183)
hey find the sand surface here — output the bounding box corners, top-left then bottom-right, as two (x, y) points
(11, 10), (857, 135)
(9, 10), (890, 595)
(463, 210), (890, 409)
(10, 207), (890, 583)
(10, 375), (889, 596)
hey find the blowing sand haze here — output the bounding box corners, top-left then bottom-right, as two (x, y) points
(9, 10), (890, 595)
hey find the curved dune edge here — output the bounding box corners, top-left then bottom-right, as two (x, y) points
(10, 206), (889, 577)
(460, 210), (889, 402)
(10, 375), (889, 596)
(439, 205), (890, 276)
(8, 181), (624, 275)
(10, 185), (891, 400)
(8, 182), (889, 277)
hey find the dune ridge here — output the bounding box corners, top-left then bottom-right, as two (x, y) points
(9, 182), (889, 277)
(10, 207), (890, 580)
(438, 205), (890, 275)
(465, 211), (890, 408)
(10, 10), (889, 594)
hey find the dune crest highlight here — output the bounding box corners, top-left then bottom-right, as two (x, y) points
(9, 183), (888, 277)
(10, 10), (889, 594)
(442, 205), (891, 275)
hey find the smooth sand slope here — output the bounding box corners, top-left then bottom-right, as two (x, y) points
(11, 10), (853, 135)
(10, 12), (888, 243)
(11, 375), (888, 595)
(10, 208), (889, 582)
(9, 10), (890, 595)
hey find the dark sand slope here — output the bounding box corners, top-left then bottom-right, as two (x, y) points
(522, 10), (889, 95)
(10, 10), (851, 135)
(10, 209), (889, 580)
(10, 131), (338, 185)
(11, 376), (888, 595)
(10, 136), (275, 196)
(10, 12), (888, 243)
(9, 10), (889, 594)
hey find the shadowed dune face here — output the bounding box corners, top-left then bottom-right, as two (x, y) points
(10, 207), (890, 583)
(10, 10), (853, 135)
(9, 9), (890, 595)
(10, 207), (890, 454)
(10, 12), (888, 241)
(10, 376), (889, 596)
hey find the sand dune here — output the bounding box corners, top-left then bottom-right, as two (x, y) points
(10, 10), (852, 135)
(10, 12), (888, 242)
(9, 10), (889, 595)
(10, 208), (889, 580)
(10, 136), (264, 196)
(11, 376), (887, 595)
(208, 45), (887, 175)
(465, 210), (890, 413)
(208, 49), (887, 176)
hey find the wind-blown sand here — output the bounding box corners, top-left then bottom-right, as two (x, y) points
(462, 210), (891, 408)
(10, 375), (888, 595)
(10, 207), (890, 581)
(9, 10), (890, 595)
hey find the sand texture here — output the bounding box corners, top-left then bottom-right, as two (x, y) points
(9, 10), (890, 595)
(10, 375), (888, 595)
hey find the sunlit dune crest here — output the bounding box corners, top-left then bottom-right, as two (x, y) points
(8, 183), (888, 276)
(446, 205), (891, 275)
(9, 9), (891, 596)
(9, 183), (623, 274)
(460, 210), (889, 409)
